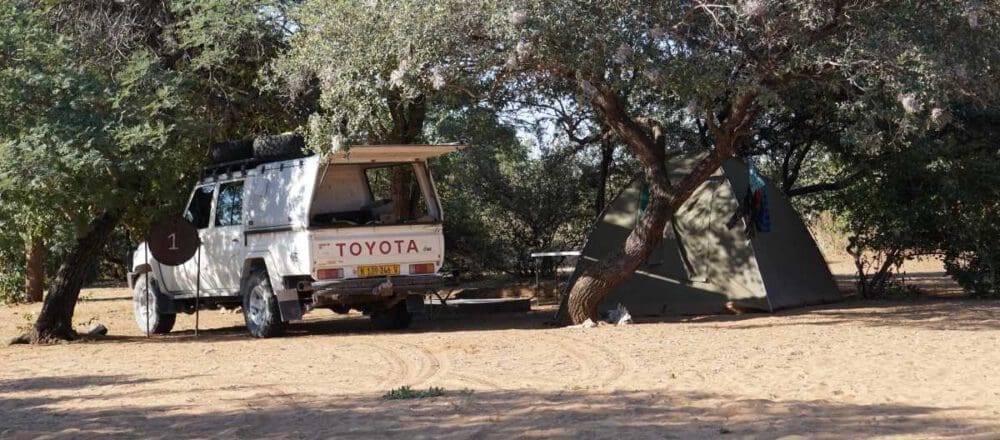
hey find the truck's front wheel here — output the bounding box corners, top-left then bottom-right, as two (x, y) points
(242, 271), (286, 338)
(132, 274), (176, 335)
(371, 301), (412, 331)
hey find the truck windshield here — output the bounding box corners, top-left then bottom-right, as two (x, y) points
(310, 162), (439, 227)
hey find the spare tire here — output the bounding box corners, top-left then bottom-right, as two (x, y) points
(210, 139), (253, 164)
(253, 134), (308, 161)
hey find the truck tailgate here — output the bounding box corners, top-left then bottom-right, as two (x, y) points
(309, 224), (444, 278)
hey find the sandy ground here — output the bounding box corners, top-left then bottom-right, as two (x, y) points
(2, 262), (1000, 439)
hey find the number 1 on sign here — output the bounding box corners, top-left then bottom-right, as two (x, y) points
(168, 232), (179, 251)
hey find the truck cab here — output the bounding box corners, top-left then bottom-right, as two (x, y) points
(129, 143), (462, 337)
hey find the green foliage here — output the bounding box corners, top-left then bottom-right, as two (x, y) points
(382, 386), (445, 400)
(0, 4), (94, 299)
(269, 0), (493, 145)
(429, 107), (593, 276)
(0, 36), (201, 236)
(0, 2), (304, 304)
(0, 246), (25, 303)
(933, 110), (1000, 296)
(166, 0), (305, 139)
(830, 105), (1000, 297)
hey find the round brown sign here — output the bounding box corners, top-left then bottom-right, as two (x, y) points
(147, 217), (200, 266)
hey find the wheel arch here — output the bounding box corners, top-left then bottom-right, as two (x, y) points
(240, 253), (286, 294)
(240, 257), (268, 294)
(128, 263), (153, 289)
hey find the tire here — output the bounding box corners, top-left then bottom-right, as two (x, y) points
(371, 301), (412, 331)
(253, 134), (307, 161)
(210, 140), (253, 164)
(132, 274), (176, 334)
(242, 271), (286, 338)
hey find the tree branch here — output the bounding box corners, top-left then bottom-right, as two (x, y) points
(588, 84), (668, 194)
(786, 168), (864, 197)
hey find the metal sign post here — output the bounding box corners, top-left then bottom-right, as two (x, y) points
(145, 245), (150, 338)
(195, 246), (201, 337)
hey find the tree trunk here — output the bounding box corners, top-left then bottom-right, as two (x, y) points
(568, 189), (673, 322)
(565, 88), (757, 324)
(24, 236), (45, 303)
(387, 91), (426, 221)
(594, 138), (615, 218)
(566, 148), (734, 323)
(391, 166), (415, 220)
(32, 210), (121, 341)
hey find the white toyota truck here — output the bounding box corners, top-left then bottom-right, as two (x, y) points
(128, 138), (461, 337)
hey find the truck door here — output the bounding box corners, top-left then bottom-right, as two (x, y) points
(160, 184), (215, 294)
(205, 179), (245, 294)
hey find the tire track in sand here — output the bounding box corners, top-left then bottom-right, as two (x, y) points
(387, 341), (442, 386)
(537, 331), (628, 389)
(448, 333), (609, 390)
(332, 342), (410, 390)
(432, 352), (504, 390)
(348, 340), (444, 389)
(390, 340), (503, 390)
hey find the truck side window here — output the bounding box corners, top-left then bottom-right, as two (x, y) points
(185, 185), (215, 229)
(215, 181), (244, 227)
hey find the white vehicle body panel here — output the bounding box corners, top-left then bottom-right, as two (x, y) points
(245, 159), (318, 230)
(245, 230), (312, 291)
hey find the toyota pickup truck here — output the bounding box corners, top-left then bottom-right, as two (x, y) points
(129, 139), (462, 337)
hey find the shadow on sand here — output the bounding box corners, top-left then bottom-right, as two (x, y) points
(80, 294), (1000, 347)
(672, 297), (1000, 332)
(0, 374), (996, 439)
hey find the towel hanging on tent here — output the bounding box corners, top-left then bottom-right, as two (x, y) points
(726, 161), (771, 236)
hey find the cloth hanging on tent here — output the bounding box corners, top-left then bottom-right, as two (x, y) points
(749, 162), (767, 193)
(727, 161), (771, 236)
(637, 184), (651, 221)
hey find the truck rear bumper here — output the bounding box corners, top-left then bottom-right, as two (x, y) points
(308, 275), (443, 308)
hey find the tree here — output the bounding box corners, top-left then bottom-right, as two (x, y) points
(277, 0), (995, 322)
(830, 104), (1000, 297)
(0, 1), (301, 341)
(269, 1), (489, 218)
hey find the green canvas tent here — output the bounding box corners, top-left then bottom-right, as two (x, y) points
(561, 152), (842, 318)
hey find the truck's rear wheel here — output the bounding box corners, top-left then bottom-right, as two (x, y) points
(242, 271), (286, 338)
(133, 274), (176, 334)
(371, 301), (412, 330)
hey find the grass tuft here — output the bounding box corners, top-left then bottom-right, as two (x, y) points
(382, 386), (445, 400)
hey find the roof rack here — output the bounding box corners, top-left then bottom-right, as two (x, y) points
(198, 152), (322, 181)
(199, 157), (264, 181)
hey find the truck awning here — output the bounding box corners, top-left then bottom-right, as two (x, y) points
(324, 144), (465, 164)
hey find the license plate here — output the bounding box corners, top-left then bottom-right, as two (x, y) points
(357, 264), (400, 277)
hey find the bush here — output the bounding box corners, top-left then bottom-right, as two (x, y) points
(831, 105), (1000, 297)
(0, 260), (25, 303)
(0, 226), (25, 303)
